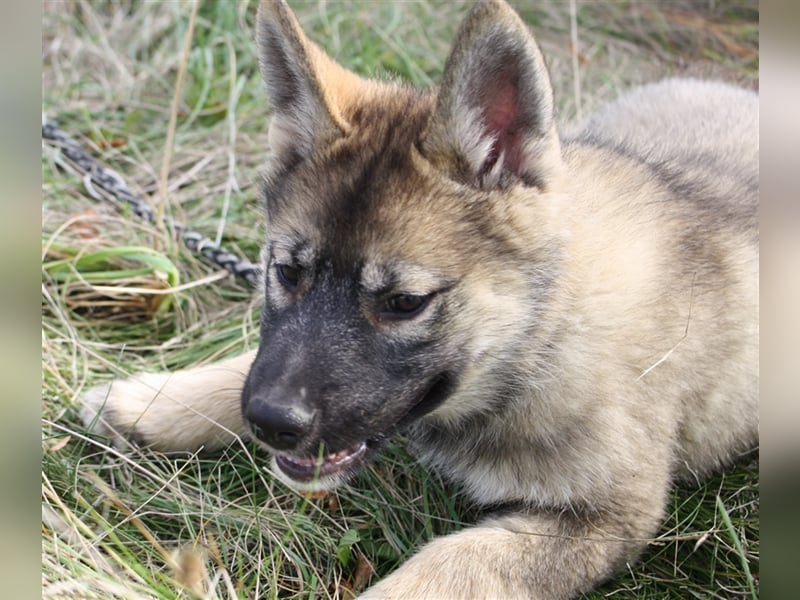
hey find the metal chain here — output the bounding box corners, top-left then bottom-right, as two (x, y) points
(42, 115), (261, 288)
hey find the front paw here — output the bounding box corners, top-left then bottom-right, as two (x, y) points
(80, 373), (172, 450)
(80, 359), (251, 453)
(359, 529), (520, 600)
(359, 553), (469, 600)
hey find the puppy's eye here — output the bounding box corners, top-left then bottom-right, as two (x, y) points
(275, 263), (301, 290)
(380, 293), (433, 320)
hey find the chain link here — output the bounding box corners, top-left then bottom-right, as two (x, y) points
(42, 115), (261, 288)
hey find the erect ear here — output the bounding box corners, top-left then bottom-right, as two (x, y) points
(422, 0), (562, 190)
(256, 0), (366, 161)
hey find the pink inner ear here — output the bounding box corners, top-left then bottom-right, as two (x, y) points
(479, 75), (523, 181)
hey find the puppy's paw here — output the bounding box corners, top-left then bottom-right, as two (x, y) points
(80, 373), (172, 450)
(358, 526), (529, 600)
(81, 382), (119, 444)
(80, 360), (251, 453)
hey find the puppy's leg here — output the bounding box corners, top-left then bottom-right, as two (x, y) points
(81, 349), (256, 452)
(360, 466), (670, 600)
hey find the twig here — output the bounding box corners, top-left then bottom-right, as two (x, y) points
(569, 0), (582, 121)
(216, 39), (244, 247)
(637, 273), (696, 381)
(156, 0), (200, 235)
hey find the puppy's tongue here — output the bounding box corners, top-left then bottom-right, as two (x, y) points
(276, 442), (367, 482)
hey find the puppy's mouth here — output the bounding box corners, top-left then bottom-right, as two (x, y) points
(275, 442), (368, 483)
(271, 373), (455, 488)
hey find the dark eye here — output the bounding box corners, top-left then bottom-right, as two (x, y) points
(381, 293), (432, 320)
(275, 263), (301, 290)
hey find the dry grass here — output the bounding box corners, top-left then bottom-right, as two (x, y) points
(42, 1), (758, 598)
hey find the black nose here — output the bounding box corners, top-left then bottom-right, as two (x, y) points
(244, 398), (315, 451)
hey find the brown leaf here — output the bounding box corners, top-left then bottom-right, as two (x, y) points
(49, 435), (71, 452)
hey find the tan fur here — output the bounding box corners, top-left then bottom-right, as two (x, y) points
(81, 350), (253, 452)
(81, 1), (758, 598)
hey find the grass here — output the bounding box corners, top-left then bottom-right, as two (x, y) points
(42, 1), (758, 598)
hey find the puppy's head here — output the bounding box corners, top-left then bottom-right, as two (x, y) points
(242, 0), (563, 491)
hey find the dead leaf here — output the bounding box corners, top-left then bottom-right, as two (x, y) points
(49, 435), (71, 452)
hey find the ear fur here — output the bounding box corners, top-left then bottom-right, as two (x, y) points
(422, 0), (562, 190)
(256, 0), (367, 160)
